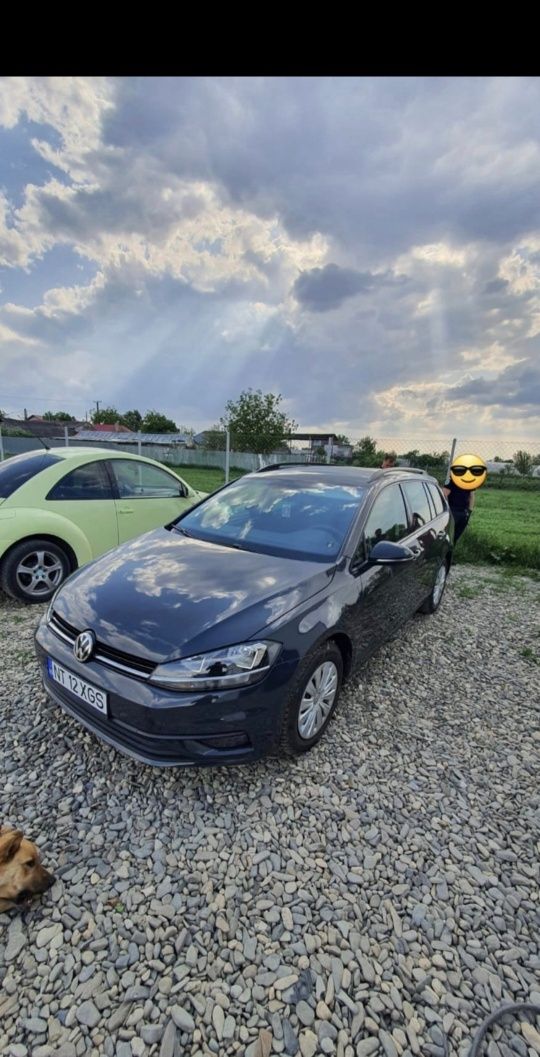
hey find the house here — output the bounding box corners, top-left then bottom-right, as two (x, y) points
(289, 433), (353, 460)
(90, 422), (133, 434)
(0, 416), (86, 438)
(73, 430), (192, 447)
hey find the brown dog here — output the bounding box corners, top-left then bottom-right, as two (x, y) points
(0, 826), (55, 911)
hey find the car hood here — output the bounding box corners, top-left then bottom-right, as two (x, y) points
(53, 528), (337, 663)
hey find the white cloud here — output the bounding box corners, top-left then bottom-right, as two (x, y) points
(0, 322), (41, 345)
(0, 76), (116, 181)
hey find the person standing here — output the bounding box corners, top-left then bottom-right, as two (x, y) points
(381, 453), (396, 468)
(443, 477), (475, 542)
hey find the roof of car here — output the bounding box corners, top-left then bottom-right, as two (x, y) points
(253, 463), (431, 486)
(45, 447), (159, 461)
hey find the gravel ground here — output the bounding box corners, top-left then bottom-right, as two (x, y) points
(1, 564), (539, 1057)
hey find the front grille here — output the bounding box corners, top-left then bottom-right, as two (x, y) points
(49, 611), (156, 679)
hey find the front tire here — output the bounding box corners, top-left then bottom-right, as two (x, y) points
(279, 641), (343, 756)
(1, 538), (71, 604)
(419, 560), (448, 614)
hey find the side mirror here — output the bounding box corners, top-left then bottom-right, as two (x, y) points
(369, 540), (416, 563)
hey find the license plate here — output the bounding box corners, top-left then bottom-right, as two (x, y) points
(47, 658), (108, 715)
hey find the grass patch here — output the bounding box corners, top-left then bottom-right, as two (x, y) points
(168, 465), (245, 494)
(520, 647), (539, 664)
(165, 466), (540, 573)
(452, 487), (540, 571)
(454, 583), (485, 599)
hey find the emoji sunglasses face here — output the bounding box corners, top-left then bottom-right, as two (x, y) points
(449, 454), (487, 490)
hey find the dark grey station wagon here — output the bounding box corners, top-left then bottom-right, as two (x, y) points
(35, 465), (453, 767)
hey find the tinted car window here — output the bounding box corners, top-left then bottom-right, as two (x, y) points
(111, 460), (184, 498)
(178, 476), (365, 560)
(0, 452), (61, 498)
(427, 482), (445, 515)
(401, 480), (433, 530)
(47, 461), (113, 501)
(364, 485), (408, 549)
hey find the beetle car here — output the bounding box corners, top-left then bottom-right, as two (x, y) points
(0, 448), (206, 602)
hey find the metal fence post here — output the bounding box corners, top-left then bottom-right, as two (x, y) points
(446, 438), (457, 482)
(64, 425), (69, 446)
(225, 430), (230, 484)
(137, 432), (142, 456)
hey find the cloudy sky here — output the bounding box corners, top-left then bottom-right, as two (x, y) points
(1, 76), (539, 446)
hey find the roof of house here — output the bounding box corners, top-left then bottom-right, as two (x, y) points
(1, 417), (84, 437)
(91, 422), (133, 433)
(73, 430), (191, 444)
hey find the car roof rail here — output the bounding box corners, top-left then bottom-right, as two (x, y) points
(255, 461), (326, 472)
(382, 466), (427, 475)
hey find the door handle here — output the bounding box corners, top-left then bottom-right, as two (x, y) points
(117, 506), (134, 514)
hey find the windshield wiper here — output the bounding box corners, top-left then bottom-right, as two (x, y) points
(171, 525), (192, 537)
(217, 538), (254, 552)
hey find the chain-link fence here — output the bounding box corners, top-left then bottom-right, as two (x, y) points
(351, 435), (539, 464)
(1, 428), (538, 484)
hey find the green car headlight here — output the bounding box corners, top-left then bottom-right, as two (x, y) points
(149, 640), (281, 691)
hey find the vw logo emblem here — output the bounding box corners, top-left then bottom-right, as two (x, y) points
(74, 630), (95, 663)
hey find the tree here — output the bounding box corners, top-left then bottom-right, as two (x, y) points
(43, 410), (75, 422)
(334, 434), (351, 446)
(352, 436), (383, 467)
(221, 389), (296, 454)
(121, 409), (143, 432)
(176, 424), (195, 438)
(141, 410), (178, 433)
(513, 450), (533, 476)
(403, 449), (447, 469)
(91, 407), (122, 425)
(202, 426), (227, 450)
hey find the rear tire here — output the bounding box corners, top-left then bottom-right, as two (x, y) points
(0, 538), (71, 604)
(279, 641), (343, 756)
(419, 560), (448, 614)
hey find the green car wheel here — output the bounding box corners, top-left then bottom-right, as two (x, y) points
(0, 538), (72, 604)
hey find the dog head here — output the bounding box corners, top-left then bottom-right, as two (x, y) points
(0, 827), (55, 911)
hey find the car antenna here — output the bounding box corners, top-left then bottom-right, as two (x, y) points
(36, 433), (50, 451)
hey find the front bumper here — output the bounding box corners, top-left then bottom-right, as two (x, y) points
(35, 621), (295, 768)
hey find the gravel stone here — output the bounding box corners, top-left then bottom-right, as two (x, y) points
(170, 1005), (195, 1033)
(75, 1001), (101, 1028)
(283, 1019), (299, 1055)
(296, 1001), (314, 1026)
(298, 1031), (318, 1057)
(1, 567), (539, 1057)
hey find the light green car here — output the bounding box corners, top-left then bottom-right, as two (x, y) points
(0, 447), (207, 603)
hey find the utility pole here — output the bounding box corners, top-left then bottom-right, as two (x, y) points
(94, 401), (101, 416)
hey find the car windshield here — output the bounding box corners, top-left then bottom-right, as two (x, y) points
(0, 452), (61, 498)
(176, 475), (365, 560)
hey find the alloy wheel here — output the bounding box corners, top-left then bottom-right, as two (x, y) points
(16, 549), (65, 597)
(297, 660), (339, 740)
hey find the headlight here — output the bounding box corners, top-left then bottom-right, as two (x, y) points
(149, 640), (281, 691)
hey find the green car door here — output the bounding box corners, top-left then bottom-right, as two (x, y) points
(46, 459), (119, 556)
(109, 459), (196, 543)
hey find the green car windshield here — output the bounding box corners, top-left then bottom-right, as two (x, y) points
(0, 452), (61, 498)
(177, 476), (365, 561)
